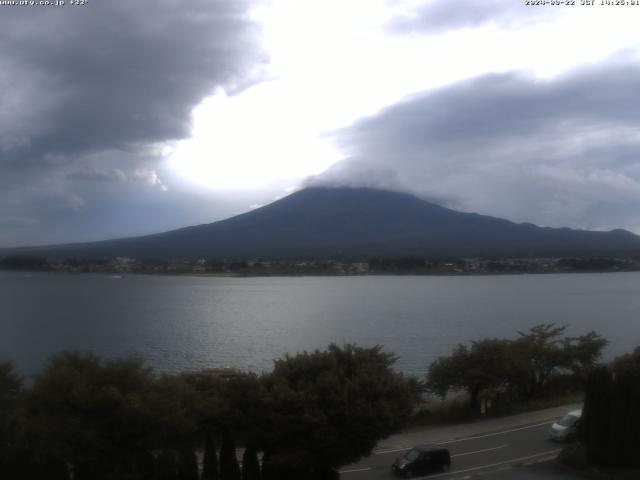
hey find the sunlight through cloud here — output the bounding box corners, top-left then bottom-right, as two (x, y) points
(169, 87), (342, 189)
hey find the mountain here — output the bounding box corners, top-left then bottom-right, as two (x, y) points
(6, 187), (640, 259)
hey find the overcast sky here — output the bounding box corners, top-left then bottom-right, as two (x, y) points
(2, 0), (640, 246)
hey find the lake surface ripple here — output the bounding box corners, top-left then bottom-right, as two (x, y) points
(1, 271), (638, 377)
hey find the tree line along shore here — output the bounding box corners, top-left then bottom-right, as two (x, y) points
(3, 253), (640, 276)
(0, 325), (638, 479)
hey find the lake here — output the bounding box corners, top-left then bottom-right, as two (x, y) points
(1, 271), (639, 377)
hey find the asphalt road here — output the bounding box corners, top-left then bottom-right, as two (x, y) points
(339, 420), (567, 480)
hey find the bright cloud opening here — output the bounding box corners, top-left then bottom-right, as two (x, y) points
(169, 87), (342, 190)
(170, 0), (640, 192)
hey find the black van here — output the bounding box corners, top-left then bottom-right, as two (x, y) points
(391, 445), (451, 477)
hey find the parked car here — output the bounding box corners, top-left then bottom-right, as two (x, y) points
(549, 409), (582, 441)
(392, 445), (451, 477)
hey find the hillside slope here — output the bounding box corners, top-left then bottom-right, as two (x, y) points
(6, 187), (640, 259)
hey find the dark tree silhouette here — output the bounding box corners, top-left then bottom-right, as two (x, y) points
(427, 324), (608, 413)
(241, 444), (261, 480)
(260, 344), (414, 478)
(219, 431), (241, 480)
(177, 449), (199, 480)
(201, 431), (219, 480)
(427, 340), (515, 413)
(581, 347), (640, 467)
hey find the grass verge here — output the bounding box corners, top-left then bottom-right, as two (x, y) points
(408, 391), (584, 428)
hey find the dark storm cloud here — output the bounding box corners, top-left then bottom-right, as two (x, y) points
(0, 0), (265, 245)
(387, 0), (553, 34)
(0, 0), (263, 162)
(67, 167), (128, 183)
(321, 62), (640, 231)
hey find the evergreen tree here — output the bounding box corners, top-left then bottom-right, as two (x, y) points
(156, 450), (179, 480)
(0, 362), (22, 475)
(241, 445), (261, 480)
(177, 449), (199, 480)
(609, 347), (640, 467)
(581, 365), (612, 465)
(219, 431), (241, 480)
(201, 431), (218, 480)
(610, 367), (639, 466)
(4, 452), (70, 480)
(581, 347), (640, 467)
(135, 450), (157, 480)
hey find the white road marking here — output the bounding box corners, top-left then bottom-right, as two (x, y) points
(374, 447), (411, 455)
(451, 444), (508, 457)
(414, 449), (562, 479)
(338, 467), (372, 474)
(342, 445), (508, 474)
(438, 420), (552, 444)
(374, 420), (551, 455)
(375, 442), (509, 457)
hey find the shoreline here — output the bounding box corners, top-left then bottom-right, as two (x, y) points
(2, 267), (640, 278)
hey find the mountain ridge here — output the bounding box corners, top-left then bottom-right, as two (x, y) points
(3, 187), (640, 259)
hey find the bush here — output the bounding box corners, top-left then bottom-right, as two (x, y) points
(410, 393), (475, 426)
(426, 324), (607, 414)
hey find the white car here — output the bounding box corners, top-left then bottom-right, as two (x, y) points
(549, 409), (582, 441)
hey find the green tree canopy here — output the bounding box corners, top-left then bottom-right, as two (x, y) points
(562, 331), (609, 383)
(260, 344), (414, 478)
(514, 323), (570, 396)
(427, 324), (608, 412)
(26, 352), (200, 480)
(28, 352), (157, 479)
(426, 339), (515, 412)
